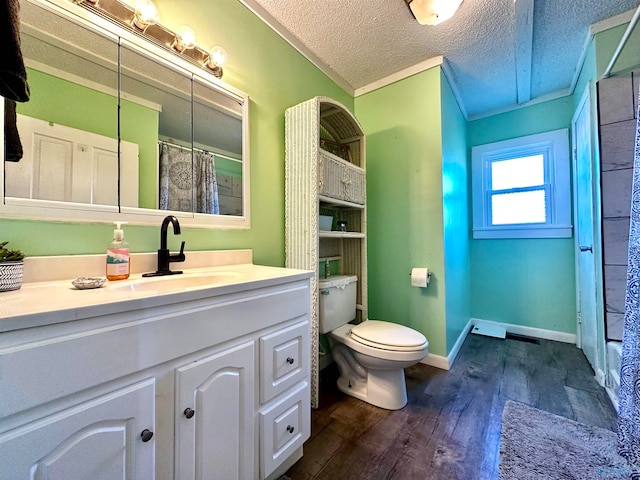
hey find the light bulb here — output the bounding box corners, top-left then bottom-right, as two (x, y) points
(173, 25), (196, 52)
(208, 46), (228, 67)
(132, 0), (159, 30)
(206, 46), (228, 78)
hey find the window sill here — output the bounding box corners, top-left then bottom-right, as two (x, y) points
(473, 224), (573, 239)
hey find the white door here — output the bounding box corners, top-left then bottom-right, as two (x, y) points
(175, 341), (255, 480)
(572, 85), (599, 372)
(5, 114), (139, 207)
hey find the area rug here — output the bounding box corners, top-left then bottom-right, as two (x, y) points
(499, 400), (630, 479)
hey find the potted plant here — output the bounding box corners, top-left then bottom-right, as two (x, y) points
(0, 241), (25, 292)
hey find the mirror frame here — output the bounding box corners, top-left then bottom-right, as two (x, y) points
(1, 0), (251, 229)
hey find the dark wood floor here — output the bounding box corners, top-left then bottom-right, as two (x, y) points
(286, 332), (618, 480)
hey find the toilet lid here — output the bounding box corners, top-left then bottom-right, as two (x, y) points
(350, 320), (428, 352)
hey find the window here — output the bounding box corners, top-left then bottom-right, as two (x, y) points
(472, 129), (572, 239)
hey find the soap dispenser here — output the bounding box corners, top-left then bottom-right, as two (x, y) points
(106, 221), (130, 281)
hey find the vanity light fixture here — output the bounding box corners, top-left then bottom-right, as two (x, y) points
(404, 0), (464, 25)
(205, 46), (228, 79)
(131, 0), (158, 30)
(70, 0), (229, 79)
(173, 25), (197, 52)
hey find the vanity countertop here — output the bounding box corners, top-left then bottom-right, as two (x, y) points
(0, 263), (313, 334)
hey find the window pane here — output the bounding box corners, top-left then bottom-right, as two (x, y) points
(491, 155), (544, 190)
(491, 190), (546, 225)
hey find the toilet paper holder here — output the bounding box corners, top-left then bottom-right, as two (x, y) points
(408, 271), (432, 278)
(409, 268), (431, 288)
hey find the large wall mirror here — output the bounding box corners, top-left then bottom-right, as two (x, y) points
(2, 0), (250, 228)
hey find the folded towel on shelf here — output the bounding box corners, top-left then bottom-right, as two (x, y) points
(1, 0), (30, 102)
(4, 99), (23, 162)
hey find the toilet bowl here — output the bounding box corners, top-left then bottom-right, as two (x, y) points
(319, 275), (429, 410)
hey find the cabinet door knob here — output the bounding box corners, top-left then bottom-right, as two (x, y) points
(184, 408), (195, 419)
(140, 429), (154, 442)
(286, 357), (295, 365)
(286, 425), (295, 434)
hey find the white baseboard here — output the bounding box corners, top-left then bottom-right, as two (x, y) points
(470, 318), (576, 344)
(420, 353), (450, 370)
(420, 318), (473, 371)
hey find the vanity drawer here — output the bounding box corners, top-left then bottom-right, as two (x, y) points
(259, 382), (310, 479)
(259, 320), (309, 402)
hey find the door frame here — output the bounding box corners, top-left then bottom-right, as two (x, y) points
(571, 83), (606, 386)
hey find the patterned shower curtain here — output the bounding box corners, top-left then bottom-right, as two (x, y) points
(159, 142), (220, 214)
(618, 84), (640, 470)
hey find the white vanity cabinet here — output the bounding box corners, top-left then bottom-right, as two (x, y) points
(0, 378), (156, 480)
(0, 267), (311, 480)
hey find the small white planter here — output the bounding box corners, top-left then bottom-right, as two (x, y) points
(0, 261), (24, 292)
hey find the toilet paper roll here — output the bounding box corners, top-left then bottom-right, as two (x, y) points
(411, 268), (430, 287)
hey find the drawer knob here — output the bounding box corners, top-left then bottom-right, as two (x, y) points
(140, 429), (154, 442)
(184, 408), (195, 419)
(286, 425), (295, 434)
(286, 357), (295, 365)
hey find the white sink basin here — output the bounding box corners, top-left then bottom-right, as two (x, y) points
(109, 272), (244, 293)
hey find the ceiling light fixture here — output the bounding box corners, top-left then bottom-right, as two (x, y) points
(72, 0), (229, 79)
(404, 0), (464, 26)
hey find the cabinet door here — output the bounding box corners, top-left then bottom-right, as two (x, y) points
(0, 378), (155, 480)
(175, 341), (255, 480)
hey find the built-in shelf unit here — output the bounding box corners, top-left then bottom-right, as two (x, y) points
(285, 96), (367, 408)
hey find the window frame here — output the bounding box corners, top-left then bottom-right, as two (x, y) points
(471, 129), (572, 239)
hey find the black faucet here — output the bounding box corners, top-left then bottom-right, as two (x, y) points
(142, 215), (186, 277)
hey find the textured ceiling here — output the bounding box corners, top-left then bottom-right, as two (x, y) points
(247, 0), (639, 119)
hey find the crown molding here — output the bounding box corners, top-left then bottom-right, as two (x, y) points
(590, 7), (637, 35)
(354, 55), (444, 97)
(237, 0), (355, 95)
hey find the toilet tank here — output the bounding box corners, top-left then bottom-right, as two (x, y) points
(318, 275), (358, 334)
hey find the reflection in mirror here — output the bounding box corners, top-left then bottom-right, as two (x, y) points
(192, 78), (243, 216)
(5, 0), (120, 207)
(119, 41), (193, 212)
(3, 0), (249, 227)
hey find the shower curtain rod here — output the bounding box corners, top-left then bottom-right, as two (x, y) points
(159, 139), (242, 163)
(603, 3), (640, 78)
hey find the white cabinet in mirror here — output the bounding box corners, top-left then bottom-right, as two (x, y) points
(1, 0), (250, 228)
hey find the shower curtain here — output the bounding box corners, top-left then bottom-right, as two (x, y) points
(159, 142), (220, 214)
(618, 84), (640, 469)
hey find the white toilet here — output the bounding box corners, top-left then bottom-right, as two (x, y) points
(319, 275), (429, 410)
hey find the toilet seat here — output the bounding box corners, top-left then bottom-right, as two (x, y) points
(350, 320), (428, 352)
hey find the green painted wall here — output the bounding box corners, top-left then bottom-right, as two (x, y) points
(355, 68), (448, 357)
(19, 69), (118, 138)
(468, 96), (577, 333)
(3, 0), (351, 267)
(119, 100), (160, 210)
(440, 71), (471, 352)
